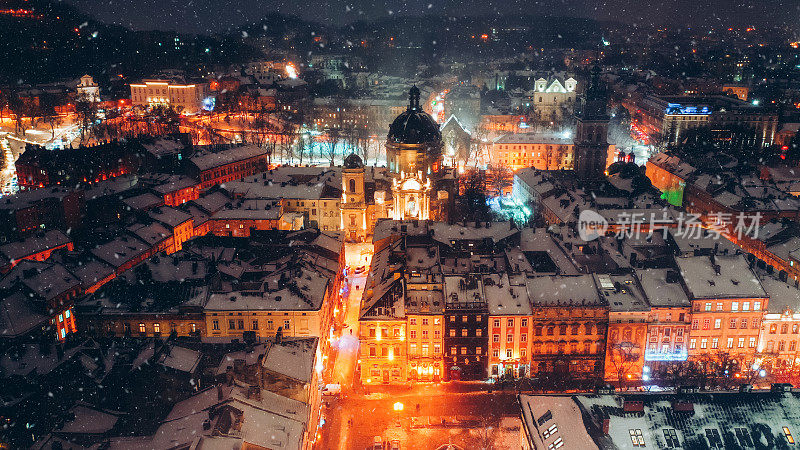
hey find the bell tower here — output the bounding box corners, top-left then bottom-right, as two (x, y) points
(341, 153), (367, 242)
(574, 65), (610, 179)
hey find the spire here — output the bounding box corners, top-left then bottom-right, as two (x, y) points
(408, 85), (421, 111)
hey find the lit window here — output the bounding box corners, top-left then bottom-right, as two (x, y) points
(154, 323), (160, 333)
(542, 424), (558, 439)
(629, 429), (645, 447)
(139, 323), (146, 333)
(547, 437), (564, 449)
(663, 429), (680, 448)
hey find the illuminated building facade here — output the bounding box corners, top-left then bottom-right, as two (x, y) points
(341, 154), (368, 242)
(525, 275), (608, 380)
(491, 133), (575, 171)
(76, 74), (100, 102)
(528, 76), (577, 122)
(487, 274), (533, 378)
(629, 94), (777, 148)
(638, 269), (692, 369)
(680, 255), (768, 368)
(130, 79), (210, 114)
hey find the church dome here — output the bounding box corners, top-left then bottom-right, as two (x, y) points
(343, 153), (364, 169)
(388, 86), (442, 145)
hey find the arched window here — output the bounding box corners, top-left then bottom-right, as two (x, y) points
(349, 178), (356, 193)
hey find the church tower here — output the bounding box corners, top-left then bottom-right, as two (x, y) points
(573, 65), (610, 179)
(341, 153), (367, 242)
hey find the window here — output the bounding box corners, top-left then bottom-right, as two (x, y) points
(711, 338), (719, 349)
(705, 429), (722, 449)
(754, 301), (761, 311)
(727, 338), (734, 348)
(521, 318), (528, 327)
(493, 319), (500, 327)
(462, 316), (468, 322)
(732, 302), (739, 311)
(716, 302), (723, 311)
(729, 318), (737, 329)
(703, 319), (710, 330)
(421, 344), (428, 356)
(734, 428), (754, 447)
(284, 320), (291, 330)
(663, 429), (680, 448)
(520, 349), (527, 358)
(434, 330), (441, 338)
(784, 427), (795, 444)
(705, 302), (712, 311)
(700, 338), (708, 349)
(434, 344), (440, 354)
(521, 334), (527, 342)
(410, 318), (417, 325)
(792, 342), (797, 352)
(547, 438), (564, 450)
(462, 329), (469, 337)
(743, 302), (750, 311)
(460, 347), (468, 355)
(714, 319), (721, 329)
(771, 324), (779, 334)
(506, 349), (513, 358)
(212, 320), (219, 330)
(139, 323), (146, 333)
(411, 330), (418, 338)
(692, 319), (699, 330)
(749, 337), (756, 348)
(252, 320), (259, 330)
(629, 429), (645, 447)
(422, 330), (429, 338)
(492, 349), (499, 357)
(493, 334), (500, 342)
(794, 324), (799, 334)
(782, 324), (789, 334)
(154, 323), (160, 334)
(740, 318), (748, 329)
(238, 320), (244, 330)
(690, 339), (696, 349)
(739, 337), (745, 348)
(369, 347), (376, 357)
(542, 424), (558, 439)
(507, 334), (513, 343)
(507, 319), (514, 327)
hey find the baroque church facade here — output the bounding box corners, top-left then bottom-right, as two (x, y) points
(340, 86), (451, 242)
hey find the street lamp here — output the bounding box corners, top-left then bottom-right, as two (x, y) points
(393, 401), (404, 411)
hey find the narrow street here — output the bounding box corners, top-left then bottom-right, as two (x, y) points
(319, 242), (522, 450)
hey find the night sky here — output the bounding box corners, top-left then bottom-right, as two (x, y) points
(66, 0), (800, 34)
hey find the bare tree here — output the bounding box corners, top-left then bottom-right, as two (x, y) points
(75, 93), (98, 143)
(608, 342), (640, 390)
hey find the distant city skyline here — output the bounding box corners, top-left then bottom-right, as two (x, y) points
(67, 0), (799, 34)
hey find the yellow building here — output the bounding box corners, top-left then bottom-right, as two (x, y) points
(359, 318), (407, 383)
(203, 265), (335, 344)
(405, 287), (445, 381)
(492, 133), (575, 171)
(130, 79), (210, 114)
(341, 154), (368, 242)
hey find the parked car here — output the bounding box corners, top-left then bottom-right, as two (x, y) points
(321, 383), (341, 396)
